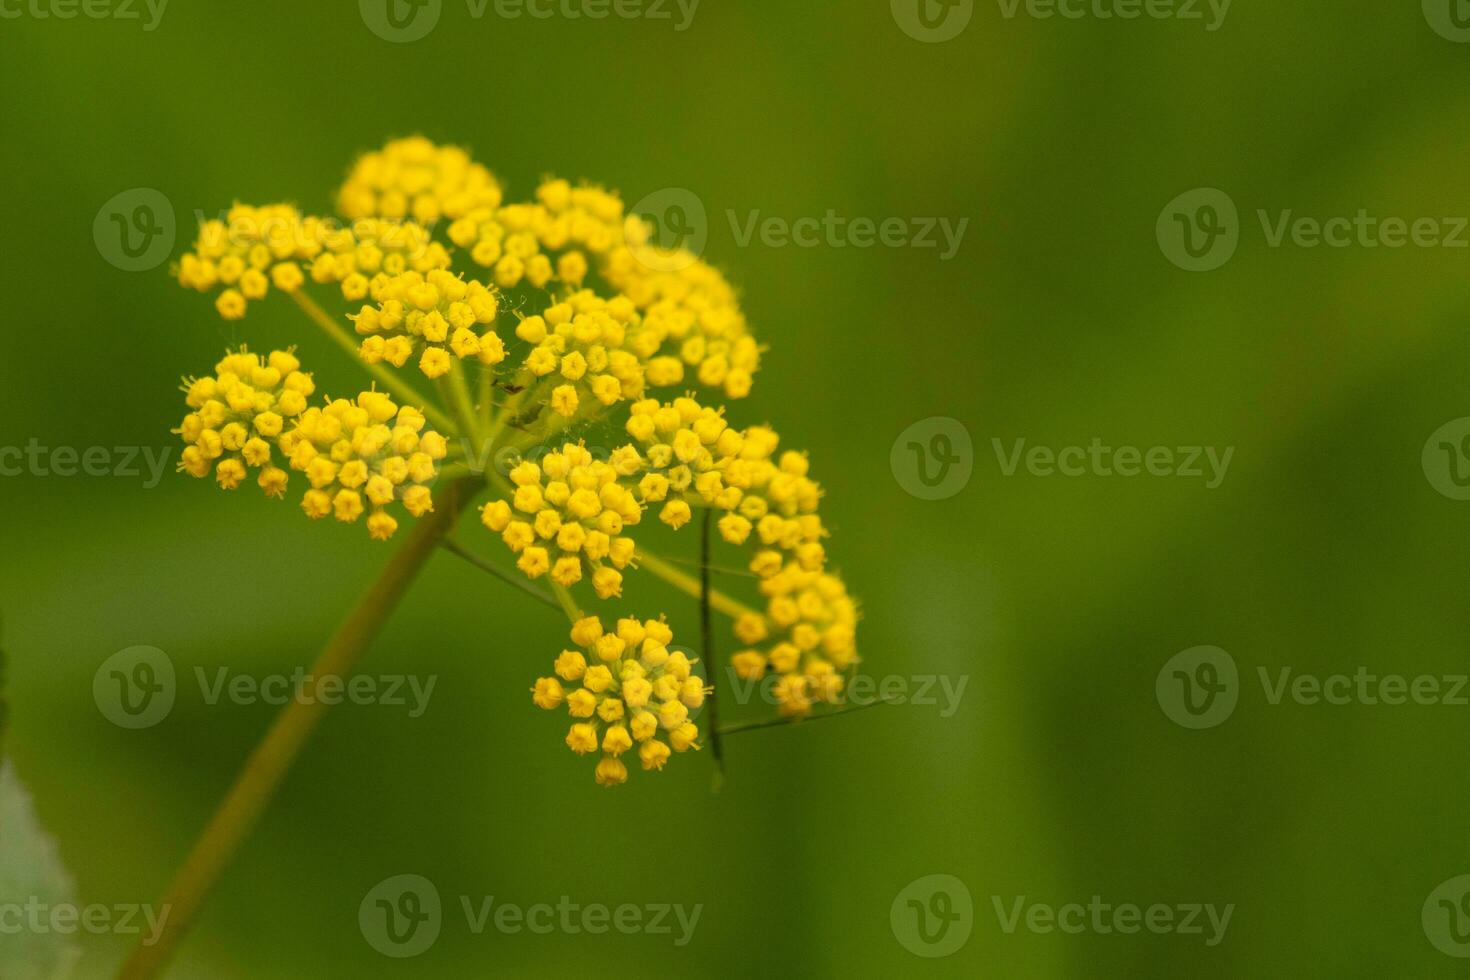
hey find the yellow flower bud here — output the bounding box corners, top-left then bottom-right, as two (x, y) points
(532, 677), (564, 710)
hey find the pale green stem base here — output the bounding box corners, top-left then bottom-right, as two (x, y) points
(116, 478), (479, 980)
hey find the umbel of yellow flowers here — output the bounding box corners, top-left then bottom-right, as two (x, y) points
(170, 137), (859, 784)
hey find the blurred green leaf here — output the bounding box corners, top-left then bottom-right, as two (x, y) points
(0, 765), (79, 980)
(0, 622), (79, 980)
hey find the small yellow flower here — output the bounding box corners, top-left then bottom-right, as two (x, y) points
(338, 136), (504, 225)
(532, 677), (564, 710)
(538, 616), (697, 785)
(594, 756), (628, 787)
(274, 387), (446, 539)
(480, 443), (642, 601)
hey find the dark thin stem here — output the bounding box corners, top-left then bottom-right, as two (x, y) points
(717, 698), (901, 738)
(701, 508), (724, 782)
(439, 537), (561, 611)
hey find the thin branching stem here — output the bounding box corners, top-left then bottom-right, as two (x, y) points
(287, 289), (455, 432)
(717, 697), (900, 737)
(439, 537), (561, 611)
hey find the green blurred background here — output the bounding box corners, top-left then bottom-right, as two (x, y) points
(4, 0), (1470, 976)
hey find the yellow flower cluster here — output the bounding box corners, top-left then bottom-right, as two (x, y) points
(351, 268), (504, 378)
(621, 396), (859, 716)
(603, 225), (761, 400)
(439, 176), (759, 399)
(277, 392), (448, 540)
(175, 204), (322, 320)
(446, 178), (614, 288)
(733, 567), (859, 717)
(337, 136), (504, 225)
(480, 443), (642, 598)
(532, 616), (706, 786)
(175, 203), (448, 321)
(306, 219), (451, 304)
(176, 348), (313, 496)
(176, 348), (447, 540)
(170, 140), (865, 784)
(512, 290), (650, 418)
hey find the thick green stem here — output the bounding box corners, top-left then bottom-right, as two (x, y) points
(116, 478), (479, 980)
(445, 361), (483, 444)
